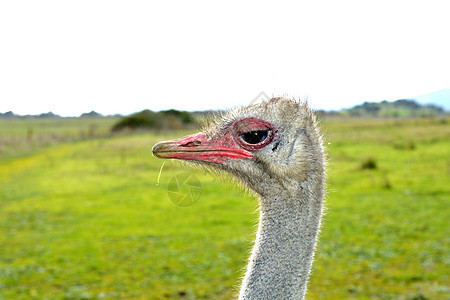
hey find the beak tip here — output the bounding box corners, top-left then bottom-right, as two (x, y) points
(151, 142), (164, 158)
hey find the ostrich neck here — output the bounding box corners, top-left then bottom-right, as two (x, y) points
(239, 179), (324, 300)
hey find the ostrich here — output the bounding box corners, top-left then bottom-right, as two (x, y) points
(152, 97), (326, 299)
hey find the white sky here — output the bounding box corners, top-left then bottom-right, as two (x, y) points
(1, 1), (449, 116)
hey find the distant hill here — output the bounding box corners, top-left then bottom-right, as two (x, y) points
(0, 111), (108, 119)
(0, 111), (17, 119)
(0, 111), (61, 119)
(80, 111), (103, 118)
(413, 89), (450, 110)
(37, 112), (61, 118)
(341, 99), (445, 117)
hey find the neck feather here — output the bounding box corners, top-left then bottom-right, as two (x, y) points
(238, 176), (324, 299)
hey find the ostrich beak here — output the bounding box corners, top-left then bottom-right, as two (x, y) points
(152, 132), (253, 164)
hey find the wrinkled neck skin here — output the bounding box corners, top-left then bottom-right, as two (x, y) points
(238, 173), (325, 300)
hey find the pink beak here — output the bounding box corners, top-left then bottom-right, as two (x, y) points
(152, 132), (253, 164)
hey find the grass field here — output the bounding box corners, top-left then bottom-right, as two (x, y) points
(0, 117), (449, 299)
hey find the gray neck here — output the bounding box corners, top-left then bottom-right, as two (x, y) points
(239, 180), (324, 300)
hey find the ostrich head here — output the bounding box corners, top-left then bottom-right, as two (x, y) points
(152, 97), (325, 200)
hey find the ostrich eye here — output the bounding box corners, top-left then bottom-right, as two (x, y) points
(233, 118), (275, 150)
(240, 130), (269, 144)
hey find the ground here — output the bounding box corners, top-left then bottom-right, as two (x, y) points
(0, 117), (448, 299)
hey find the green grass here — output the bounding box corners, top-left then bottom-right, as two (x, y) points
(0, 117), (449, 299)
(0, 118), (119, 160)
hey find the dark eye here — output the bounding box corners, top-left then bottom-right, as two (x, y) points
(233, 118), (275, 150)
(240, 130), (269, 144)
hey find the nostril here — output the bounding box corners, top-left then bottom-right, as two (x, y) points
(181, 140), (201, 147)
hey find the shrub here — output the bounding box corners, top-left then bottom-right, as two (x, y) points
(393, 141), (416, 150)
(361, 157), (377, 170)
(161, 109), (194, 124)
(111, 109), (196, 132)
